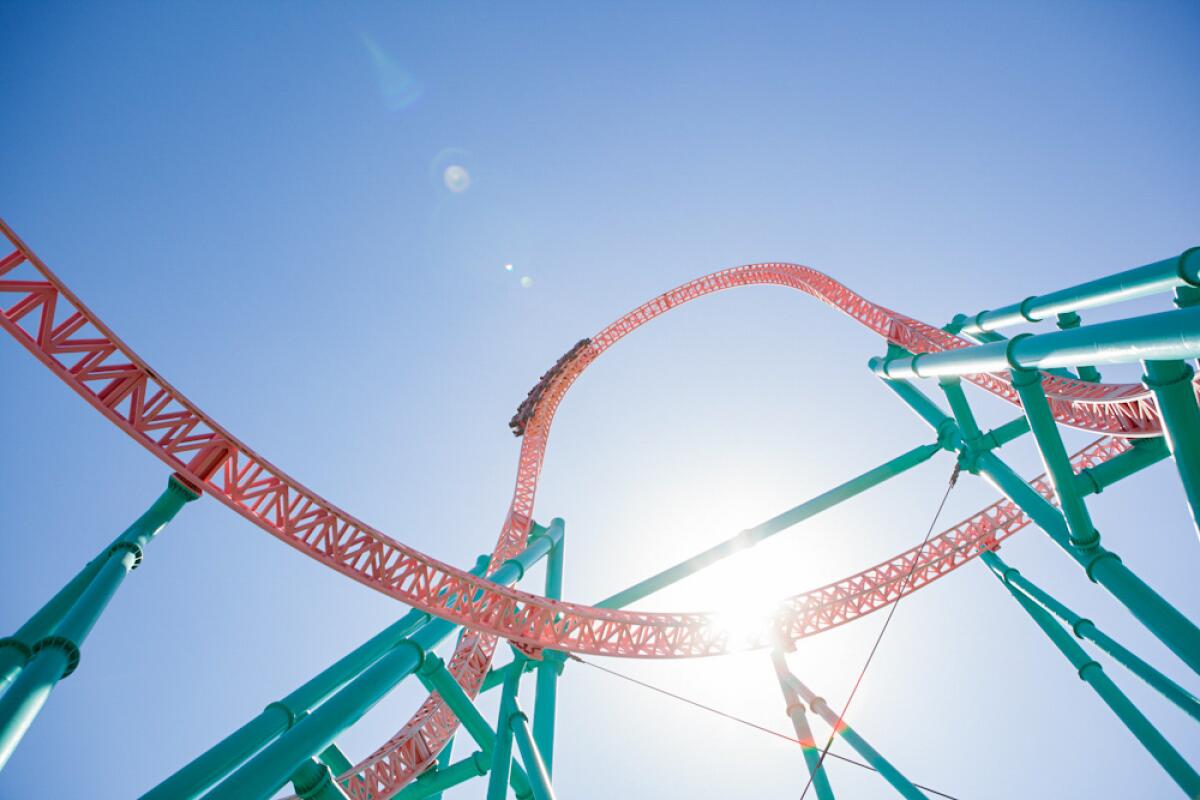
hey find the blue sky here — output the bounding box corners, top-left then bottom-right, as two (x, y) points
(2, 2), (1198, 798)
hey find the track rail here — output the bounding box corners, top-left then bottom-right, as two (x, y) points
(0, 220), (1170, 796)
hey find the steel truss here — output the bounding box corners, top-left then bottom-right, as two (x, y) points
(0, 219), (1198, 797)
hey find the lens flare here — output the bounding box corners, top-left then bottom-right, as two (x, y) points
(520, 276), (533, 289)
(443, 165), (471, 193)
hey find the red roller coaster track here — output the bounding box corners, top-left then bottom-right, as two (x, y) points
(0, 220), (1170, 797)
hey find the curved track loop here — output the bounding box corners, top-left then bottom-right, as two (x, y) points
(0, 220), (1176, 797)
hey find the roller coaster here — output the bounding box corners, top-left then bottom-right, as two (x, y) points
(1, 216), (1198, 799)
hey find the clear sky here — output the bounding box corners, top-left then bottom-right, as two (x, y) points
(2, 2), (1198, 798)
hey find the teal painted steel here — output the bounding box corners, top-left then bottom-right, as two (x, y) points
(0, 476), (197, 693)
(0, 476), (196, 771)
(415, 653), (535, 799)
(1143, 360), (1200, 537)
(951, 249), (1200, 335)
(937, 376), (983, 446)
(143, 558), (489, 800)
(596, 442), (941, 610)
(879, 306), (1200, 378)
(533, 522), (565, 776)
(1009, 368), (1099, 548)
(394, 751), (490, 799)
(981, 552), (1200, 723)
(870, 371), (959, 449)
(488, 662), (522, 800)
(1075, 438), (1169, 497)
(770, 651), (834, 800)
(976, 451), (1200, 676)
(196, 526), (561, 800)
(876, 375), (1200, 676)
(1055, 312), (1102, 381)
(780, 671), (927, 800)
(290, 758), (350, 800)
(427, 735), (454, 800)
(509, 698), (557, 800)
(982, 554), (1200, 796)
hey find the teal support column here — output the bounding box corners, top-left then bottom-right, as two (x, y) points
(395, 752), (490, 799)
(427, 736), (455, 800)
(0, 475), (198, 692)
(936, 376), (982, 447)
(508, 697), (556, 800)
(0, 475), (197, 771)
(290, 758), (350, 800)
(597, 441), (941, 610)
(1055, 312), (1102, 381)
(869, 368), (959, 450)
(982, 554), (1200, 797)
(488, 662), (523, 800)
(534, 520), (564, 776)
(779, 672), (927, 800)
(976, 450), (1200, 676)
(1075, 438), (1170, 497)
(981, 552), (1200, 723)
(1009, 368), (1099, 549)
(415, 653), (537, 800)
(1143, 359), (1200, 538)
(199, 525), (561, 800)
(770, 651), (834, 800)
(143, 557), (490, 800)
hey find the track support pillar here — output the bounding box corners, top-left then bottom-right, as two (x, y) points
(1142, 359), (1200, 539)
(770, 650), (834, 800)
(982, 551), (1200, 797)
(0, 475), (197, 771)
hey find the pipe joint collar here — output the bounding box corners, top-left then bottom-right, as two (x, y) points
(31, 635), (81, 678)
(0, 637), (33, 662)
(107, 540), (144, 570)
(1018, 296), (1041, 323)
(264, 700), (301, 728)
(1005, 334), (1036, 375)
(1177, 246), (1200, 287)
(1083, 548), (1121, 582)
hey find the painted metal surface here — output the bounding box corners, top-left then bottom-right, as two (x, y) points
(3, 218), (1196, 798)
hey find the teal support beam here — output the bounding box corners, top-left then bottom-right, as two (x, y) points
(1009, 368), (1099, 549)
(874, 373), (1200, 676)
(427, 736), (454, 800)
(488, 661), (523, 800)
(770, 651), (834, 800)
(937, 376), (982, 447)
(415, 653), (535, 799)
(533, 521), (565, 776)
(1055, 312), (1102, 381)
(197, 525), (561, 800)
(978, 415), (1030, 451)
(317, 743), (355, 776)
(0, 475), (197, 771)
(871, 372), (959, 450)
(982, 553), (1200, 797)
(950, 248), (1199, 336)
(0, 475), (198, 692)
(290, 758), (350, 800)
(1143, 360), (1200, 538)
(143, 556), (490, 800)
(395, 751), (490, 799)
(596, 441), (942, 610)
(877, 306), (1200, 379)
(1075, 438), (1170, 497)
(780, 671), (927, 800)
(976, 450), (1200, 676)
(981, 552), (1200, 723)
(508, 697), (557, 800)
